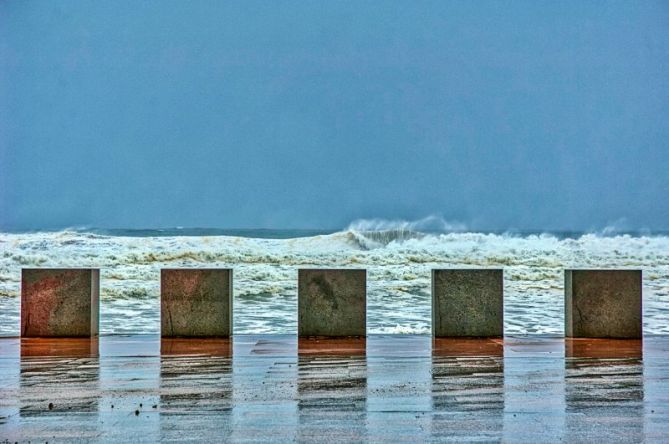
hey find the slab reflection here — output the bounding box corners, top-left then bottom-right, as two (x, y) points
(160, 337), (232, 357)
(298, 337), (367, 442)
(160, 339), (233, 440)
(298, 337), (366, 356)
(431, 338), (504, 441)
(566, 338), (643, 359)
(20, 339), (100, 421)
(20, 337), (99, 358)
(565, 338), (644, 442)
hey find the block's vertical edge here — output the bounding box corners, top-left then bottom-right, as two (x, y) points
(297, 269), (304, 336)
(228, 268), (233, 337)
(431, 269), (438, 338)
(497, 269), (504, 336)
(362, 269), (367, 333)
(160, 269), (167, 337)
(635, 269), (643, 338)
(565, 269), (573, 338)
(20, 268), (28, 337)
(638, 270), (643, 339)
(90, 269), (100, 337)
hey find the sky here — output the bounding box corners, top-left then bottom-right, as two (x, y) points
(1, 1), (668, 231)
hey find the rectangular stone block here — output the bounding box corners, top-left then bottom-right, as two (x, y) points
(432, 269), (504, 337)
(161, 268), (232, 338)
(565, 269), (642, 338)
(298, 269), (366, 337)
(21, 268), (100, 337)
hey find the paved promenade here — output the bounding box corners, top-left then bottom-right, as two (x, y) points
(1, 335), (668, 442)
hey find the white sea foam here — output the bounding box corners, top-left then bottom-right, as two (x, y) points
(1, 228), (668, 335)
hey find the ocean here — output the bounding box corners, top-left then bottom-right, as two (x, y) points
(1, 223), (668, 336)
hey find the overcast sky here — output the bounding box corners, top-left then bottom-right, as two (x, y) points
(1, 1), (668, 231)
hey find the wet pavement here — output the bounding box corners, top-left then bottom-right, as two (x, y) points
(0, 335), (668, 442)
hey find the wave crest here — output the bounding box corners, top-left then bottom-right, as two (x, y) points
(346, 215), (466, 248)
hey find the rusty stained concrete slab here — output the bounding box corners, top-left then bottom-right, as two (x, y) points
(20, 268), (99, 337)
(0, 335), (668, 442)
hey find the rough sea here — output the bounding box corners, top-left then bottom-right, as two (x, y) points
(1, 220), (668, 336)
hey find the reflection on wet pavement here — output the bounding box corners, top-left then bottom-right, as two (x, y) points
(0, 335), (667, 442)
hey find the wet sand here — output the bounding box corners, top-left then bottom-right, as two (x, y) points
(1, 335), (668, 442)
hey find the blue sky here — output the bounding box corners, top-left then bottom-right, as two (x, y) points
(1, 1), (668, 230)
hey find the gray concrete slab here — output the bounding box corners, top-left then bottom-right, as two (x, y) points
(161, 268), (232, 337)
(432, 269), (504, 337)
(565, 269), (642, 338)
(298, 269), (366, 337)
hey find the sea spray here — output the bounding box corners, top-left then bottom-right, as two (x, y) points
(1, 226), (668, 335)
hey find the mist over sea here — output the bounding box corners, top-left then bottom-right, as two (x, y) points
(1, 218), (668, 336)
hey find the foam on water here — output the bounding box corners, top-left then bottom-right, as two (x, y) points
(1, 226), (668, 336)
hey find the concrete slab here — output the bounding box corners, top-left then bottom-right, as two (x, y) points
(20, 268), (99, 337)
(161, 268), (232, 337)
(432, 269), (503, 337)
(565, 269), (642, 338)
(298, 269), (366, 337)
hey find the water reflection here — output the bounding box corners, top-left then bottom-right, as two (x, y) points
(20, 337), (99, 358)
(159, 338), (233, 440)
(565, 338), (644, 442)
(503, 337), (566, 442)
(20, 338), (100, 418)
(160, 337), (232, 357)
(431, 338), (504, 441)
(298, 337), (366, 356)
(298, 338), (367, 442)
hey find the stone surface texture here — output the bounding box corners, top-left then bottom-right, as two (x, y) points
(432, 269), (504, 337)
(298, 269), (366, 337)
(161, 268), (232, 337)
(21, 268), (99, 337)
(565, 269), (642, 338)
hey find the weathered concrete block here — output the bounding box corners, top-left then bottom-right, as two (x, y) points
(21, 268), (100, 337)
(298, 269), (366, 337)
(565, 269), (642, 339)
(161, 268), (232, 338)
(432, 269), (504, 337)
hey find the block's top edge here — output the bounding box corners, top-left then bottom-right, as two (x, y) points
(298, 268), (367, 272)
(21, 268), (100, 271)
(431, 268), (504, 272)
(161, 268), (233, 271)
(564, 268), (642, 272)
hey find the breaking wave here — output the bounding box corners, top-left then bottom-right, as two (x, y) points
(1, 221), (668, 336)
